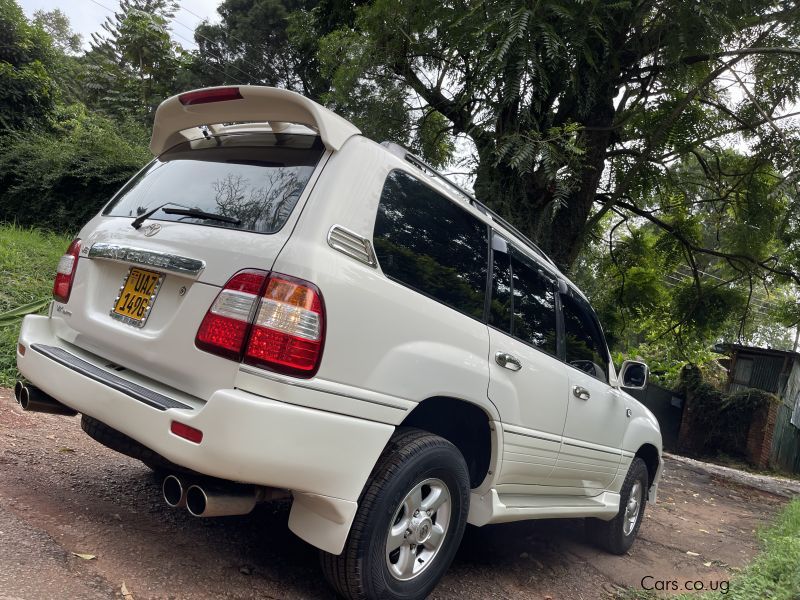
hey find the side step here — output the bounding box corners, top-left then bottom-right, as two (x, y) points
(468, 489), (621, 526)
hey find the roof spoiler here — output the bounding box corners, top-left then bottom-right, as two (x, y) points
(149, 86), (361, 156)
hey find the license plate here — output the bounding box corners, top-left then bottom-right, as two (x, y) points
(110, 267), (164, 327)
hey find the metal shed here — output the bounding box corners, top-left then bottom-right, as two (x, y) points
(721, 344), (800, 474)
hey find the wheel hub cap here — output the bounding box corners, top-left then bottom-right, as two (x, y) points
(623, 481), (643, 536)
(410, 515), (433, 544)
(385, 478), (452, 581)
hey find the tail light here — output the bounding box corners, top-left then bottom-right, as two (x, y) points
(244, 276), (325, 377)
(195, 271), (325, 378)
(53, 238), (81, 303)
(195, 270), (268, 361)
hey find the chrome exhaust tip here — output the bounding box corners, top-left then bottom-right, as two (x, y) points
(14, 380), (25, 403)
(185, 484), (258, 518)
(18, 385), (77, 416)
(162, 474), (187, 508)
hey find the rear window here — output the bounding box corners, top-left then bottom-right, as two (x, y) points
(103, 132), (325, 234)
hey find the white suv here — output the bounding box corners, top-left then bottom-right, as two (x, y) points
(16, 86), (662, 600)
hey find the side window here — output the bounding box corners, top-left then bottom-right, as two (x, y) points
(489, 238), (513, 332)
(562, 292), (610, 383)
(489, 235), (557, 357)
(509, 248), (558, 356)
(373, 170), (488, 320)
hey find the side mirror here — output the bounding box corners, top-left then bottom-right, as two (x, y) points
(619, 360), (649, 390)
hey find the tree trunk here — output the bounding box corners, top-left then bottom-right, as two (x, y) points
(473, 91), (616, 272)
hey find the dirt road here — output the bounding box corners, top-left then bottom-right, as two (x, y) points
(0, 387), (788, 599)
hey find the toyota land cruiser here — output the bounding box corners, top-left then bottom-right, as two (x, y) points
(15, 85), (662, 600)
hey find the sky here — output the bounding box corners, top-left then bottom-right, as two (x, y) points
(18, 0), (222, 49)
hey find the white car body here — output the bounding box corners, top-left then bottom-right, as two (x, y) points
(17, 86), (662, 558)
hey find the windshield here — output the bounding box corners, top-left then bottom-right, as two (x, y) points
(103, 132), (325, 234)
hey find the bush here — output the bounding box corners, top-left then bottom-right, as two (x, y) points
(678, 364), (778, 458)
(0, 104), (150, 232)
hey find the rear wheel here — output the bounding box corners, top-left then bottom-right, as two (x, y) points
(320, 428), (470, 600)
(586, 457), (649, 554)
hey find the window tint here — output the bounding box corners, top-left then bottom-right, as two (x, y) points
(489, 238), (557, 356)
(562, 292), (609, 383)
(373, 170), (488, 319)
(103, 133), (325, 234)
(510, 248), (557, 355)
(489, 242), (513, 332)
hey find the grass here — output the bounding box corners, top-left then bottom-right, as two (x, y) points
(702, 499), (800, 599)
(0, 224), (71, 386)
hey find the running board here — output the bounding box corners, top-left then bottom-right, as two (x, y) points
(468, 489), (621, 526)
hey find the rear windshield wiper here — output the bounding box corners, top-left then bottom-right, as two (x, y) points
(131, 202), (173, 229)
(131, 203), (240, 229)
(161, 207), (241, 226)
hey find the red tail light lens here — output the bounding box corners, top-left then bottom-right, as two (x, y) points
(178, 87), (243, 106)
(195, 270), (268, 361)
(53, 238), (81, 303)
(195, 271), (325, 378)
(244, 276), (325, 377)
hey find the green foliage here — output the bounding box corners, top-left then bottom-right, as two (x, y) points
(678, 365), (778, 457)
(0, 0), (59, 130)
(0, 298), (51, 327)
(0, 224), (71, 386)
(32, 9), (81, 54)
(573, 147), (799, 377)
(187, 0), (311, 91)
(314, 13), (455, 166)
(0, 105), (150, 232)
(87, 0), (181, 121)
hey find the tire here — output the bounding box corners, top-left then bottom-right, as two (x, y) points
(586, 456), (649, 555)
(320, 427), (470, 600)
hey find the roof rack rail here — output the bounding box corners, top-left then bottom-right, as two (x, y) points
(380, 142), (556, 267)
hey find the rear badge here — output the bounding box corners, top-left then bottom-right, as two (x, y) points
(143, 223), (162, 237)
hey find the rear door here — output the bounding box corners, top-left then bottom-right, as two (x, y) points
(59, 131), (327, 399)
(549, 289), (626, 494)
(487, 236), (570, 491)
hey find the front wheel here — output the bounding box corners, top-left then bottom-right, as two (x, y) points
(586, 456), (649, 554)
(320, 428), (470, 600)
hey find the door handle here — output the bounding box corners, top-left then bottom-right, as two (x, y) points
(572, 385), (591, 400)
(495, 352), (522, 372)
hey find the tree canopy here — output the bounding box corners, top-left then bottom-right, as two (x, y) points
(1, 0), (799, 377)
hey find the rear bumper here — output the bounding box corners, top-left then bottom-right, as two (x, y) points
(16, 314), (393, 507)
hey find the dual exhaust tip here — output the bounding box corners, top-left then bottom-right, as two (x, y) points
(162, 474), (262, 518)
(14, 381), (77, 416)
(12, 382), (276, 518)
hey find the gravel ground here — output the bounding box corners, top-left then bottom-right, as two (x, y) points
(0, 387), (791, 599)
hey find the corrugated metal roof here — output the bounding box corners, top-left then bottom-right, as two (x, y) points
(731, 351), (791, 394)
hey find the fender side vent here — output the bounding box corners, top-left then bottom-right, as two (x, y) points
(327, 225), (377, 268)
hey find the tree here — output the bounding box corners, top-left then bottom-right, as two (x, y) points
(188, 0), (310, 89)
(86, 0), (181, 121)
(32, 9), (85, 104)
(0, 0), (59, 130)
(570, 148), (800, 380)
(316, 0), (800, 273)
(32, 8), (82, 54)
